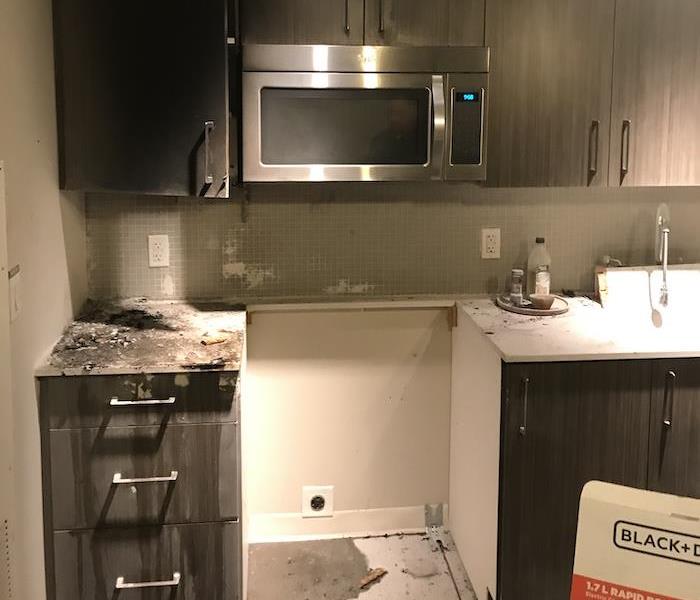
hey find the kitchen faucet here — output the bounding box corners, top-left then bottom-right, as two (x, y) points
(656, 204), (671, 306)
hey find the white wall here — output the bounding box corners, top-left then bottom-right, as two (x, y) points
(245, 308), (452, 541)
(0, 165), (16, 600)
(0, 1), (88, 598)
(450, 307), (502, 600)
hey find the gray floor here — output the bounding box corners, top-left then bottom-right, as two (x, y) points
(248, 532), (476, 600)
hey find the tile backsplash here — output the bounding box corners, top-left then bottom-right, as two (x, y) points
(86, 184), (700, 301)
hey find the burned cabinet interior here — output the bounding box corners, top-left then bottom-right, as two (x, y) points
(39, 371), (242, 600)
(53, 0), (231, 197)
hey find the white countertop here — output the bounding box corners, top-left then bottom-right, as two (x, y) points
(459, 296), (700, 363)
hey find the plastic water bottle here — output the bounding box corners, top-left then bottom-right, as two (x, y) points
(527, 237), (551, 297)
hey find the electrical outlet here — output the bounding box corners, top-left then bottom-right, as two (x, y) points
(302, 486), (334, 519)
(148, 235), (170, 268)
(481, 228), (501, 259)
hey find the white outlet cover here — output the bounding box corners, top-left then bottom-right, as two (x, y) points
(302, 485), (334, 519)
(481, 227), (501, 260)
(148, 234), (170, 268)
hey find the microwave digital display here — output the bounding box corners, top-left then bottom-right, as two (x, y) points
(457, 91), (480, 103)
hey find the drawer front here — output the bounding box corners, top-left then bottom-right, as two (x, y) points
(42, 372), (238, 429)
(53, 522), (240, 600)
(50, 424), (239, 530)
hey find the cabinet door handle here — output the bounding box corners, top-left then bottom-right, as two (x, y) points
(519, 377), (529, 436)
(109, 396), (176, 407)
(112, 471), (179, 485)
(588, 120), (600, 179)
(204, 120), (215, 186)
(378, 0), (385, 33)
(620, 119), (631, 182)
(662, 370), (676, 428)
(344, 0), (350, 33)
(115, 572), (181, 590)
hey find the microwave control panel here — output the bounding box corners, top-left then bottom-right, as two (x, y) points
(451, 89), (484, 166)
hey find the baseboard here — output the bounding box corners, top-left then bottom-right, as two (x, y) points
(248, 505), (430, 544)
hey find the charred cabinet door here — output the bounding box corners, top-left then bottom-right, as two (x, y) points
(54, 0), (229, 197)
(499, 361), (651, 600)
(649, 360), (700, 498)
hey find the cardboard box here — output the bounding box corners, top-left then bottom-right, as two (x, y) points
(571, 482), (699, 600)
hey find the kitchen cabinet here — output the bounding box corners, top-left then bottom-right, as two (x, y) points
(240, 0), (365, 45)
(499, 361), (651, 600)
(649, 360), (700, 498)
(609, 0), (700, 186)
(39, 371), (242, 600)
(485, 0), (615, 187)
(53, 522), (240, 600)
(364, 0), (485, 47)
(450, 307), (700, 600)
(240, 0), (483, 47)
(53, 0), (230, 197)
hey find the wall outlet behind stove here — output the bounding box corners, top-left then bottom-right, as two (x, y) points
(302, 486), (334, 518)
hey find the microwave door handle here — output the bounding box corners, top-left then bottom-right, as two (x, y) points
(430, 75), (446, 180)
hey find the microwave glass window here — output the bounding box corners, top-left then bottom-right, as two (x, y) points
(451, 89), (483, 165)
(260, 88), (430, 165)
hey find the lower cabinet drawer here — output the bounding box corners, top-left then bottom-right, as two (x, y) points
(42, 372), (238, 429)
(50, 424), (239, 529)
(53, 521), (240, 600)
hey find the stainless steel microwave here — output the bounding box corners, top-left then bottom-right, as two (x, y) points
(242, 45), (489, 183)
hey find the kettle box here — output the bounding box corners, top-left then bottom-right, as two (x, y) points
(570, 482), (699, 600)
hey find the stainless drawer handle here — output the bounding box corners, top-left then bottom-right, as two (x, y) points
(204, 120), (215, 185)
(588, 119), (600, 179)
(663, 370), (676, 428)
(109, 396), (176, 407)
(115, 572), (181, 590)
(519, 377), (529, 436)
(113, 471), (179, 485)
(620, 119), (631, 182)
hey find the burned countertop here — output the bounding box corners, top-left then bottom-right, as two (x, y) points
(37, 299), (246, 376)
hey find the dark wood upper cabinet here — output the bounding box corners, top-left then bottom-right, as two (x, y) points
(364, 0), (485, 47)
(485, 0), (615, 187)
(610, 0), (700, 187)
(649, 360), (700, 499)
(240, 0), (365, 45)
(499, 361), (651, 600)
(240, 0), (482, 47)
(53, 0), (229, 197)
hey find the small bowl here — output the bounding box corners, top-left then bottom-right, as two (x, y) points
(530, 294), (556, 310)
